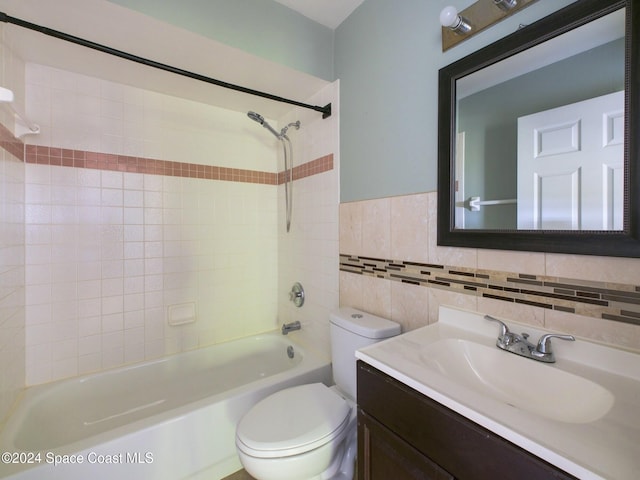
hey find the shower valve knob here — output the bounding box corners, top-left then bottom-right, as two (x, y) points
(289, 282), (305, 307)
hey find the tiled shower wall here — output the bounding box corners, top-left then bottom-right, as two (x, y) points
(277, 83), (340, 358)
(0, 27), (26, 421)
(24, 162), (278, 385)
(340, 193), (640, 352)
(20, 63), (338, 386)
(0, 130), (25, 417)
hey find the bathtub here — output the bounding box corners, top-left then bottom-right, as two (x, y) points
(0, 332), (331, 480)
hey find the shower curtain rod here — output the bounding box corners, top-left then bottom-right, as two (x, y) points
(0, 11), (332, 119)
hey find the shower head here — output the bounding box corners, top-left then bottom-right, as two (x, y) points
(247, 111), (264, 125)
(247, 111), (281, 139)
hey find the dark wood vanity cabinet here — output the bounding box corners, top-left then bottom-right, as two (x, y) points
(357, 361), (577, 480)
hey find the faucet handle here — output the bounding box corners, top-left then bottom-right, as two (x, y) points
(484, 315), (510, 337)
(536, 333), (575, 354)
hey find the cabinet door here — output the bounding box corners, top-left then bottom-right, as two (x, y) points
(359, 410), (454, 480)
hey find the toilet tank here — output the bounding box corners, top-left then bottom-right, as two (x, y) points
(330, 307), (401, 400)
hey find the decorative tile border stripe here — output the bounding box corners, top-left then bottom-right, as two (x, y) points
(22, 144), (333, 185)
(0, 123), (24, 161)
(279, 154), (334, 184)
(25, 145), (278, 184)
(340, 254), (640, 326)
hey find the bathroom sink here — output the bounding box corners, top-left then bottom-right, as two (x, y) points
(419, 338), (614, 424)
(356, 305), (640, 479)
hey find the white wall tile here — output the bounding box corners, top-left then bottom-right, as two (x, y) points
(276, 82), (340, 356)
(0, 144), (26, 418)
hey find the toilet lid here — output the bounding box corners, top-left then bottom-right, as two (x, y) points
(236, 383), (351, 458)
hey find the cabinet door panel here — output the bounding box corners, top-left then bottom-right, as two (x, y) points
(359, 410), (454, 480)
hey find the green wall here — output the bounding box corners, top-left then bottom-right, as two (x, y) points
(106, 0), (335, 81)
(335, 0), (577, 202)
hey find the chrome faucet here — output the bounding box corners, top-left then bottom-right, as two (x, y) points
(485, 315), (575, 363)
(281, 321), (301, 335)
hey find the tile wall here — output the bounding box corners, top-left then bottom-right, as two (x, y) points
(24, 162), (279, 384)
(339, 193), (640, 352)
(20, 63), (338, 386)
(0, 124), (25, 419)
(0, 27), (26, 422)
(276, 82), (340, 359)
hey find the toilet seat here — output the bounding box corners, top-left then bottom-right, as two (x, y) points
(236, 383), (351, 459)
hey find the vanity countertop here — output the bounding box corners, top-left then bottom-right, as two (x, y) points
(355, 306), (640, 480)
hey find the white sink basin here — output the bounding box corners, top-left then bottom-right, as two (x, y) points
(420, 338), (614, 424)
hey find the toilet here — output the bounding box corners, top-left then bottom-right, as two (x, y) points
(235, 307), (401, 480)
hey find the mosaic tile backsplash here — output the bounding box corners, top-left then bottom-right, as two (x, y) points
(340, 254), (640, 326)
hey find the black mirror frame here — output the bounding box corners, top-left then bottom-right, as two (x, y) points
(437, 0), (640, 257)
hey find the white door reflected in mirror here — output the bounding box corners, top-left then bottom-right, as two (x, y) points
(517, 91), (624, 230)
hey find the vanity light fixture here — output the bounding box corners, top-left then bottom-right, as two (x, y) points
(441, 0), (539, 51)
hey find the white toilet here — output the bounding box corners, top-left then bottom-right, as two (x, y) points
(235, 307), (401, 480)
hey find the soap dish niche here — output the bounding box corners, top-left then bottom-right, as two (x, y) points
(167, 302), (197, 326)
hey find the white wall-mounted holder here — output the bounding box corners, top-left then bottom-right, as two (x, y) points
(441, 0), (539, 51)
(0, 86), (40, 138)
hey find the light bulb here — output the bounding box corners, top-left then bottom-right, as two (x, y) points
(439, 6), (459, 28)
(439, 5), (471, 34)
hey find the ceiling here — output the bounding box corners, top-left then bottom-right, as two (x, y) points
(272, 0), (365, 29)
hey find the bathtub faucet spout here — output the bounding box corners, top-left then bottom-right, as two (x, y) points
(281, 321), (301, 335)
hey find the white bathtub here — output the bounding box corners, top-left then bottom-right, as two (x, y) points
(0, 332), (331, 480)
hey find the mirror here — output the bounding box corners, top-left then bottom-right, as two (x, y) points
(438, 0), (640, 257)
